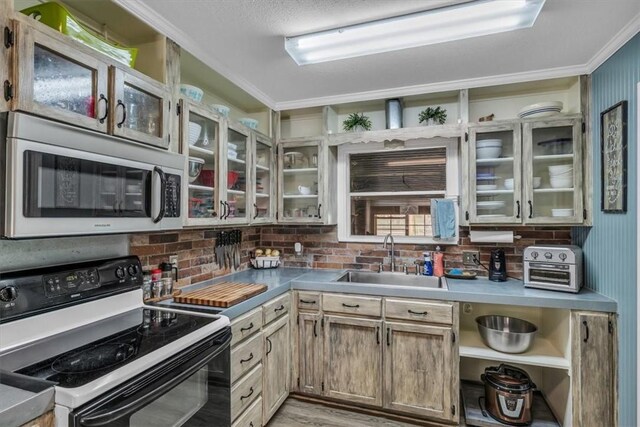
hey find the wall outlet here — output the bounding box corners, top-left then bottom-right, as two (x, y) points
(462, 251), (480, 266)
(169, 255), (179, 266)
(463, 303), (473, 315)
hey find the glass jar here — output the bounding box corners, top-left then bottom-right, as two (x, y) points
(141, 272), (152, 301)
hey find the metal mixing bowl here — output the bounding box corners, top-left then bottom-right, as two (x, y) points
(188, 157), (205, 183)
(476, 315), (537, 354)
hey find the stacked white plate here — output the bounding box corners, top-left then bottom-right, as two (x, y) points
(518, 101), (563, 119)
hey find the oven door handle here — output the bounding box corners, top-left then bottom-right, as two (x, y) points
(152, 166), (166, 224)
(78, 332), (231, 426)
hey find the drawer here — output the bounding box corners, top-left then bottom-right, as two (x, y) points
(263, 293), (290, 325)
(231, 363), (262, 421)
(384, 298), (453, 325)
(232, 308), (263, 346)
(323, 293), (382, 317)
(296, 291), (320, 311)
(231, 332), (263, 384)
(231, 395), (262, 427)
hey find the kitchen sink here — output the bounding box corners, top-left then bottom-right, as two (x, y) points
(335, 271), (447, 289)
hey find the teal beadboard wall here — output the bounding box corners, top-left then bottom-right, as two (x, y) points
(573, 32), (639, 426)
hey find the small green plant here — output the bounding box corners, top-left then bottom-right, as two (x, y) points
(418, 106), (447, 125)
(342, 112), (372, 132)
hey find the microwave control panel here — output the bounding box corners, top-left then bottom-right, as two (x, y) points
(43, 268), (100, 297)
(165, 174), (181, 218)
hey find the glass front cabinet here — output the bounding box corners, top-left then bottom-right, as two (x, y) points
(11, 20), (171, 148)
(465, 115), (584, 225)
(251, 134), (276, 223)
(222, 124), (251, 225)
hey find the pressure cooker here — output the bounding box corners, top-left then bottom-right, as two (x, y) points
(481, 364), (536, 426)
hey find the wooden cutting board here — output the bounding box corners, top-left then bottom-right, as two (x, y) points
(173, 282), (268, 308)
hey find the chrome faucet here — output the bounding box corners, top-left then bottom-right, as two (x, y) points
(382, 233), (396, 272)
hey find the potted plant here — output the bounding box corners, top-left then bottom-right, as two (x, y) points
(342, 112), (372, 132)
(418, 106), (447, 125)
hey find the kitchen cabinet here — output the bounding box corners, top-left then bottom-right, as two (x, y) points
(571, 311), (617, 427)
(464, 115), (585, 225)
(384, 321), (458, 422)
(323, 315), (383, 406)
(250, 133), (276, 223)
(277, 138), (337, 224)
(296, 312), (323, 395)
(262, 314), (290, 424)
(223, 123), (251, 224)
(10, 20), (171, 148)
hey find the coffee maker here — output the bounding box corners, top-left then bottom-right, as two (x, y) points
(489, 249), (507, 282)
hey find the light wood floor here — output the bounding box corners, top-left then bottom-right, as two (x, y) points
(268, 398), (419, 427)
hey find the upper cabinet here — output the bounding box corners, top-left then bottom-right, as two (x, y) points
(223, 124), (251, 224)
(251, 134), (276, 223)
(10, 19), (172, 148)
(464, 115), (585, 225)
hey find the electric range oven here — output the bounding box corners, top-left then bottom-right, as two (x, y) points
(0, 256), (231, 427)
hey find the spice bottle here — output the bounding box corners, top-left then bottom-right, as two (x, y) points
(150, 268), (163, 298)
(141, 271), (152, 301)
(433, 246), (444, 277)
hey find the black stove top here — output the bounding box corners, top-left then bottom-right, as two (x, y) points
(14, 308), (217, 388)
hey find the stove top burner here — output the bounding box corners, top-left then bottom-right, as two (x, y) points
(52, 343), (136, 374)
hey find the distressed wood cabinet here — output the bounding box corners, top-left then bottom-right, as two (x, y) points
(384, 321), (458, 422)
(250, 132), (276, 224)
(297, 312), (323, 396)
(571, 311), (617, 427)
(262, 313), (290, 424)
(323, 315), (383, 406)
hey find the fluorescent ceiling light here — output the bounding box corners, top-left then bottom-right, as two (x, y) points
(285, 0), (545, 65)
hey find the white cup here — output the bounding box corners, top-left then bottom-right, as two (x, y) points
(298, 185), (312, 195)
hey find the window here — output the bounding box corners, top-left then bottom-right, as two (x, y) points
(338, 138), (459, 243)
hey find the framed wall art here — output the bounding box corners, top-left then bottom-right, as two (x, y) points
(600, 100), (628, 213)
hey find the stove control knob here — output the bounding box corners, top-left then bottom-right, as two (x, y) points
(544, 252), (553, 260)
(115, 267), (126, 279)
(559, 253), (567, 261)
(0, 286), (18, 302)
(128, 264), (139, 277)
(530, 251), (538, 259)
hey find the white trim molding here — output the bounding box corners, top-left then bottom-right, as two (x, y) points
(587, 12), (640, 74)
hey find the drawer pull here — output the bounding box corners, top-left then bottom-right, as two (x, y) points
(386, 327), (391, 346)
(240, 322), (254, 332)
(408, 309), (429, 316)
(300, 299), (316, 304)
(583, 320), (589, 342)
(313, 320), (318, 337)
(376, 326), (380, 345)
(240, 353), (254, 364)
(274, 304), (285, 312)
(342, 303), (360, 308)
(240, 387), (254, 401)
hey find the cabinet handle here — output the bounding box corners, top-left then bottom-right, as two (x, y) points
(583, 320), (589, 342)
(266, 337), (272, 355)
(253, 203), (259, 219)
(98, 94), (109, 123)
(386, 327), (391, 346)
(342, 303), (360, 308)
(408, 309), (428, 316)
(240, 353), (254, 364)
(376, 326), (380, 345)
(516, 200), (521, 219)
(274, 304), (285, 312)
(300, 299), (316, 304)
(528, 200), (533, 219)
(240, 387), (254, 401)
(317, 203), (322, 219)
(240, 322), (254, 332)
(116, 100), (126, 128)
(313, 320), (317, 337)
(220, 201), (227, 220)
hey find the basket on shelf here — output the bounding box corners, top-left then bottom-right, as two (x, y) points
(250, 256), (281, 269)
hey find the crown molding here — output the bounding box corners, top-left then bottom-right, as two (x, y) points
(112, 0), (277, 110)
(275, 64), (587, 110)
(586, 11), (640, 73)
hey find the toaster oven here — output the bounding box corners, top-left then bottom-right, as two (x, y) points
(523, 245), (583, 293)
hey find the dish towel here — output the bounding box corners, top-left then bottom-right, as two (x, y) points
(431, 198), (456, 239)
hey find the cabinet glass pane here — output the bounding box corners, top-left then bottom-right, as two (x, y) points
(475, 130), (515, 219)
(282, 145), (319, 219)
(254, 140), (272, 219)
(227, 129), (248, 219)
(123, 83), (162, 137)
(33, 45), (95, 118)
(531, 125), (575, 218)
(187, 112), (218, 219)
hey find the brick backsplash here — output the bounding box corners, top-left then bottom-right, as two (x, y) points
(260, 225), (572, 280)
(130, 227), (260, 287)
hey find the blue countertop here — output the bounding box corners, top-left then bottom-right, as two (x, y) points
(154, 267), (617, 319)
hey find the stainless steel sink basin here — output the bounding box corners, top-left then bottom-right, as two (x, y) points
(336, 271), (447, 289)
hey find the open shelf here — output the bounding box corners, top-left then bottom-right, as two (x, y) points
(227, 189), (245, 196)
(188, 184), (214, 192)
(459, 330), (570, 370)
(476, 189), (514, 195)
(533, 154), (574, 162)
(189, 146), (215, 157)
(283, 194), (318, 199)
(534, 187), (575, 193)
(476, 157), (514, 165)
(283, 168), (318, 174)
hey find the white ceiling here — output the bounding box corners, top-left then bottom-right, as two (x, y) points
(126, 0), (640, 109)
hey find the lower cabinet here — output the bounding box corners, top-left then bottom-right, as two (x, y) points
(323, 315), (383, 406)
(297, 312), (323, 395)
(262, 314), (291, 424)
(384, 322), (458, 422)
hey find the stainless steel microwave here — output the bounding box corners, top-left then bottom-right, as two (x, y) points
(1, 112), (183, 238)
